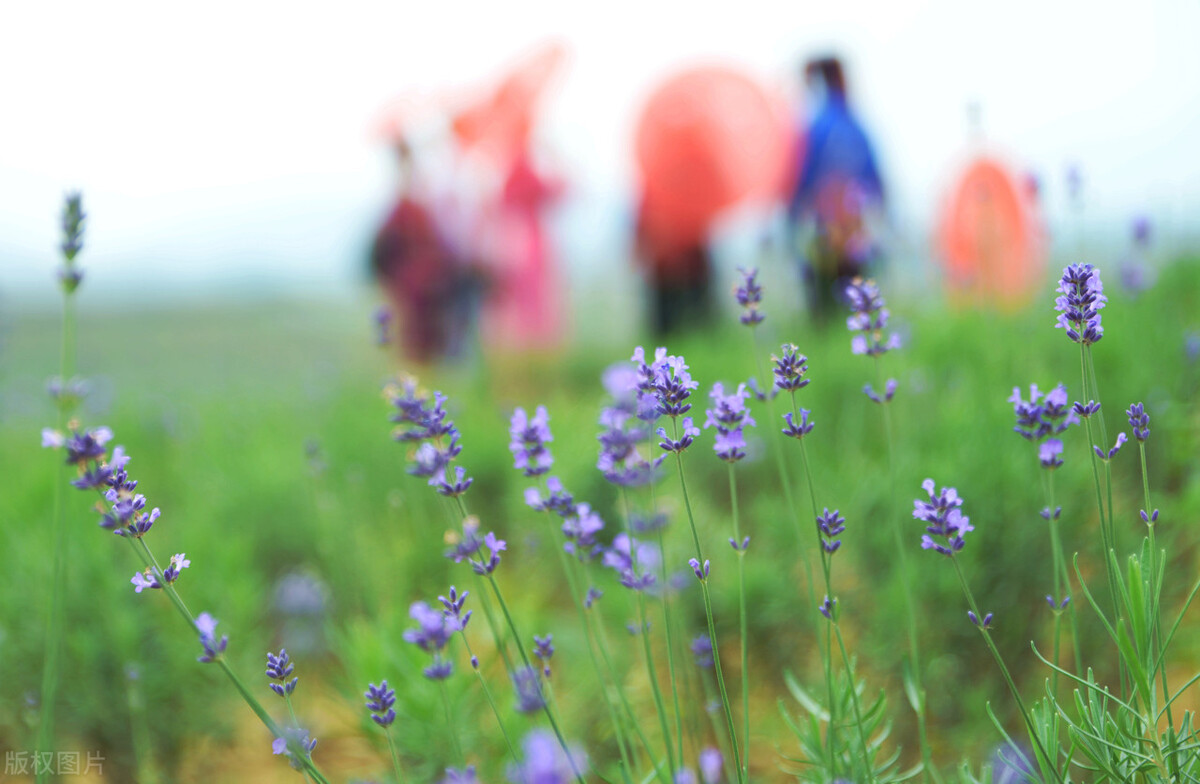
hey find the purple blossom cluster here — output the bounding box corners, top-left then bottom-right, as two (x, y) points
(510, 406), (554, 477)
(388, 378), (472, 497)
(403, 598), (462, 681)
(603, 533), (660, 593)
(772, 345), (810, 392)
(633, 346), (700, 419)
(266, 648), (298, 698)
(1127, 402), (1150, 442)
(844, 278), (901, 358)
(735, 267), (765, 326)
(508, 729), (587, 783)
(817, 509), (846, 554)
(1009, 383), (1079, 469)
(703, 382), (755, 462)
(131, 553), (189, 593)
(596, 403), (663, 487)
(58, 192), (85, 292)
(195, 612), (228, 664)
(1053, 263), (1107, 345)
(914, 479), (974, 556)
(447, 519), (506, 576)
(364, 680), (397, 727)
(561, 503), (606, 562)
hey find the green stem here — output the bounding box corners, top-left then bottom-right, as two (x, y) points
(36, 290), (76, 784)
(950, 557), (1062, 783)
(671, 430), (742, 784)
(461, 635), (520, 764)
(1139, 442), (1178, 776)
(833, 621), (876, 784)
(872, 357), (935, 782)
(728, 465), (751, 782)
(385, 730), (405, 784)
(440, 680), (464, 765)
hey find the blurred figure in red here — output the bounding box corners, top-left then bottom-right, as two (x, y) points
(634, 195), (713, 335)
(371, 137), (461, 363)
(788, 56), (885, 322)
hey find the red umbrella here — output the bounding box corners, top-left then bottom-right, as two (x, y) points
(451, 42), (568, 165)
(937, 156), (1046, 307)
(635, 65), (792, 247)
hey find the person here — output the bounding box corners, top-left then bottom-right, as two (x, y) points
(787, 56), (885, 321)
(370, 137), (461, 363)
(634, 195), (714, 336)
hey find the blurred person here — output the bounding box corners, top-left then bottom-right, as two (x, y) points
(371, 137), (468, 364)
(634, 196), (714, 335)
(787, 56), (885, 322)
(480, 147), (566, 350)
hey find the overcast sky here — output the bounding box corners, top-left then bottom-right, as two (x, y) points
(3, 0), (1199, 303)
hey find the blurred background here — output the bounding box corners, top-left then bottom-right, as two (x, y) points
(5, 1), (1200, 782)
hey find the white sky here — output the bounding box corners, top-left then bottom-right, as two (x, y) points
(2, 0), (1199, 303)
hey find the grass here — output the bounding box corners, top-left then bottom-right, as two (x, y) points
(5, 260), (1200, 782)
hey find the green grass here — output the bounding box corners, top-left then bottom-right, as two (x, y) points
(5, 262), (1200, 782)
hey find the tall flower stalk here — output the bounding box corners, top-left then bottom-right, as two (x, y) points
(36, 193), (85, 782)
(844, 277), (935, 779)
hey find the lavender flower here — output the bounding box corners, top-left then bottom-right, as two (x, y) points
(968, 611), (994, 629)
(844, 278), (901, 357)
(584, 587), (603, 609)
(562, 503), (605, 561)
(58, 192), (85, 292)
(130, 553), (189, 592)
(746, 377), (779, 402)
(914, 479), (974, 556)
(772, 345), (810, 392)
(1073, 400), (1101, 418)
(633, 346), (699, 418)
(1054, 264), (1107, 345)
(704, 382), (756, 462)
(403, 601), (456, 680)
(1010, 383), (1078, 442)
(513, 666), (546, 713)
(603, 534), (660, 593)
(781, 410), (814, 439)
(699, 748), (723, 784)
(1126, 402), (1150, 441)
(818, 595), (837, 620)
(266, 649), (298, 697)
(447, 519), (505, 575)
(525, 476), (577, 517)
(735, 267), (765, 325)
(508, 729), (587, 784)
(1141, 509), (1160, 525)
(1040, 506), (1062, 521)
(534, 634), (555, 676)
(1093, 432), (1128, 460)
(365, 680), (397, 727)
(374, 306), (392, 346)
(272, 728), (317, 770)
(863, 379), (897, 405)
(1038, 440), (1064, 469)
(658, 416), (700, 453)
(1045, 596), (1070, 612)
(688, 557), (710, 581)
(817, 509), (846, 554)
(691, 634), (714, 668)
(388, 380), (472, 496)
(510, 406), (554, 477)
(597, 405), (664, 487)
(729, 536), (750, 552)
(196, 612), (228, 664)
(438, 586), (472, 631)
(441, 767), (478, 784)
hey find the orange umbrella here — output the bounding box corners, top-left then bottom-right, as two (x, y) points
(936, 156), (1046, 307)
(451, 42), (568, 165)
(634, 65), (792, 247)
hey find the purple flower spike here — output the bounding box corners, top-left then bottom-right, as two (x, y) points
(746, 377), (779, 402)
(691, 635), (714, 668)
(441, 767), (478, 784)
(845, 278), (900, 357)
(817, 508), (846, 554)
(1093, 432), (1127, 461)
(374, 306), (392, 346)
(782, 409), (814, 439)
(699, 748), (723, 784)
(658, 417), (700, 453)
(735, 267), (765, 326)
(863, 379), (897, 404)
(272, 728), (317, 770)
(1140, 509), (1160, 524)
(513, 666), (546, 713)
(1045, 595), (1070, 612)
(1011, 383), (1079, 441)
(1073, 400), (1101, 418)
(632, 346), (699, 418)
(728, 536), (750, 552)
(1126, 403), (1150, 442)
(914, 479), (973, 556)
(196, 612), (228, 664)
(510, 406), (554, 477)
(526, 476), (576, 518)
(534, 634), (555, 677)
(508, 729), (588, 784)
(1038, 439), (1064, 469)
(365, 680), (397, 727)
(688, 558), (710, 581)
(772, 344), (810, 392)
(438, 586), (472, 631)
(266, 648), (298, 698)
(584, 587), (603, 609)
(1054, 264), (1107, 345)
(1040, 506), (1062, 521)
(968, 610), (994, 629)
(818, 595), (837, 620)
